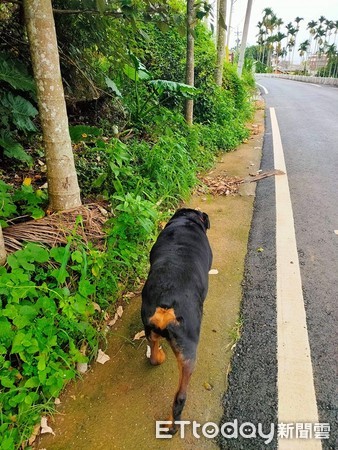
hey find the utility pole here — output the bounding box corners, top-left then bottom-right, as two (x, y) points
(226, 0), (237, 52)
(234, 28), (242, 51)
(237, 0), (253, 76)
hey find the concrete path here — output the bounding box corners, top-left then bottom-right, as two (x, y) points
(37, 109), (263, 450)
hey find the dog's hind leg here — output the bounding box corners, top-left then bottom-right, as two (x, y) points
(167, 344), (196, 434)
(147, 330), (166, 366)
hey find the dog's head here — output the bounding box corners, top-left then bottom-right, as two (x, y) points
(169, 208), (210, 232)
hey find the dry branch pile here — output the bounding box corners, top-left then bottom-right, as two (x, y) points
(196, 169), (284, 197)
(3, 204), (108, 254)
(196, 174), (243, 196)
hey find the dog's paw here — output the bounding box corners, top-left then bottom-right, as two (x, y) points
(162, 417), (178, 435)
(149, 346), (166, 365)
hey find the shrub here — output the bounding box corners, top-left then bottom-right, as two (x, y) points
(0, 239), (105, 448)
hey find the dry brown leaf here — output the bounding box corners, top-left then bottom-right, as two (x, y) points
(92, 302), (101, 312)
(96, 349), (110, 364)
(76, 362), (88, 373)
(133, 330), (146, 340)
(146, 345), (151, 358)
(40, 417), (55, 436)
(28, 423), (41, 446)
(116, 305), (123, 318)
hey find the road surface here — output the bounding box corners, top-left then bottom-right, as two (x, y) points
(219, 76), (338, 449)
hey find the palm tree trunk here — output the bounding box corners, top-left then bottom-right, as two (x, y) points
(185, 0), (195, 125)
(23, 0), (82, 211)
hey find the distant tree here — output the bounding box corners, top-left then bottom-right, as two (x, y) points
(23, 0), (82, 211)
(298, 39), (310, 73)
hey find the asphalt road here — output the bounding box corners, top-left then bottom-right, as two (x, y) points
(219, 77), (338, 450)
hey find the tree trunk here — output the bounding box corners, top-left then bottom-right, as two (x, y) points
(237, 0), (253, 76)
(214, 0), (227, 86)
(23, 0), (81, 211)
(0, 225), (6, 266)
(185, 0), (195, 125)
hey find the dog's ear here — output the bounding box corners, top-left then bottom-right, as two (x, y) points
(202, 212), (210, 229)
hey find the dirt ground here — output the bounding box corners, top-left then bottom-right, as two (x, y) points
(37, 107), (264, 450)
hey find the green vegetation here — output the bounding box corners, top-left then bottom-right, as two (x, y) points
(248, 8), (338, 76)
(0, 2), (255, 448)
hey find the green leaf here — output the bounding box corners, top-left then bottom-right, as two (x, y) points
(78, 279), (95, 297)
(0, 180), (17, 220)
(69, 125), (102, 143)
(105, 76), (122, 97)
(13, 305), (38, 329)
(148, 80), (197, 98)
(24, 391), (39, 405)
(51, 267), (70, 284)
(7, 243), (49, 272)
(1, 93), (38, 132)
(0, 376), (15, 388)
(0, 53), (36, 93)
(25, 242), (50, 263)
(37, 353), (46, 371)
(11, 331), (26, 354)
(8, 392), (26, 407)
(50, 246), (68, 264)
(24, 376), (40, 388)
(0, 317), (15, 346)
(96, 0), (107, 13)
(124, 56), (151, 81)
(0, 131), (33, 165)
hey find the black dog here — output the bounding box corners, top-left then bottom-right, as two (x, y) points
(141, 208), (212, 433)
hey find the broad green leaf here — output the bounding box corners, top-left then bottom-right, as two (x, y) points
(148, 79), (197, 98)
(24, 376), (40, 388)
(69, 125), (102, 143)
(0, 131), (33, 165)
(11, 331), (26, 354)
(105, 76), (122, 97)
(1, 93), (38, 132)
(78, 279), (95, 297)
(0, 54), (36, 93)
(37, 353), (46, 371)
(13, 305), (38, 329)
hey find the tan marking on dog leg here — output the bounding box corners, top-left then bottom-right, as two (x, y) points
(148, 330), (166, 366)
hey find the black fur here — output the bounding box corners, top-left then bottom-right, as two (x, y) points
(141, 208), (213, 432)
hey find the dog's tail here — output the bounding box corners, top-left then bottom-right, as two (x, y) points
(149, 307), (178, 330)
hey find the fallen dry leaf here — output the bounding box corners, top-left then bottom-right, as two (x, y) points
(116, 305), (123, 318)
(92, 302), (101, 312)
(123, 291), (136, 299)
(76, 362), (88, 373)
(108, 314), (118, 326)
(146, 345), (151, 358)
(96, 349), (110, 364)
(28, 423), (41, 446)
(133, 330), (146, 340)
(40, 416), (55, 436)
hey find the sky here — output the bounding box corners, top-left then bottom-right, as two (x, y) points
(227, 0), (338, 58)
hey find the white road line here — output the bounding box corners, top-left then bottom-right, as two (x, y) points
(256, 83), (268, 94)
(271, 107), (322, 450)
